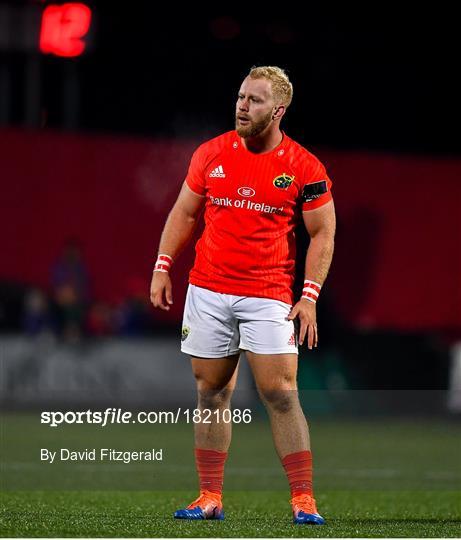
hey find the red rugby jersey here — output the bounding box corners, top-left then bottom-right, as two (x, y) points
(185, 130), (333, 305)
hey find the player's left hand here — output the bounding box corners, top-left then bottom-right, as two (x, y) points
(287, 299), (318, 349)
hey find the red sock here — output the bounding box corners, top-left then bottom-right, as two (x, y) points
(195, 448), (227, 496)
(282, 450), (313, 497)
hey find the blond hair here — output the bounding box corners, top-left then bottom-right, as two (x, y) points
(248, 65), (293, 108)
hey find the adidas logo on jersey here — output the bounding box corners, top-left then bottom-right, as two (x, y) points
(209, 165), (226, 178)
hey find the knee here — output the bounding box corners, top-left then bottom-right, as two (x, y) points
(198, 387), (233, 409)
(258, 386), (297, 414)
(194, 374), (233, 410)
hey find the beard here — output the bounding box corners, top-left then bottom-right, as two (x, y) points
(235, 110), (273, 138)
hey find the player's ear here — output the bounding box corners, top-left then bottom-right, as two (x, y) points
(272, 105), (285, 120)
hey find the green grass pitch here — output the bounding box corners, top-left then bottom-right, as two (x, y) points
(1, 413), (460, 537)
(1, 490), (460, 537)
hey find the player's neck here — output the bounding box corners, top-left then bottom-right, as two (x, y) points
(242, 128), (283, 154)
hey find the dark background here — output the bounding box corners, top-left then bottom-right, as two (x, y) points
(3, 3), (460, 154)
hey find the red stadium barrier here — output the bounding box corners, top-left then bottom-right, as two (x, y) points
(1, 129), (459, 331)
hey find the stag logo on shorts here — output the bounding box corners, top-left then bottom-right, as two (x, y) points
(237, 186), (255, 197)
(181, 325), (190, 341)
(273, 173), (295, 189)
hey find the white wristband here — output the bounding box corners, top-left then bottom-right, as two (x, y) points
(301, 279), (321, 303)
(154, 253), (173, 273)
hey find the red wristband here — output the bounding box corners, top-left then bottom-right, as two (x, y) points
(302, 279), (321, 303)
(154, 253), (173, 273)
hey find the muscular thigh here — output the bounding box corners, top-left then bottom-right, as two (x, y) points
(191, 354), (240, 392)
(246, 351), (298, 392)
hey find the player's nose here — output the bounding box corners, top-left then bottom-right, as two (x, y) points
(238, 99), (249, 111)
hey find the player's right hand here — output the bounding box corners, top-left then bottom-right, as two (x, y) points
(150, 271), (173, 311)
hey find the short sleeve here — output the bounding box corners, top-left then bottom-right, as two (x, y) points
(185, 145), (207, 196)
(301, 159), (333, 211)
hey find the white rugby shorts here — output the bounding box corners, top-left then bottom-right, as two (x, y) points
(181, 284), (298, 358)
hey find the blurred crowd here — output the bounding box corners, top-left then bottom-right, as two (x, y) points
(22, 241), (153, 341)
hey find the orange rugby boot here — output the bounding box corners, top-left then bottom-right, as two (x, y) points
(174, 489), (224, 520)
(291, 493), (325, 525)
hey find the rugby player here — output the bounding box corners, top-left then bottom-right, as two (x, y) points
(150, 66), (335, 525)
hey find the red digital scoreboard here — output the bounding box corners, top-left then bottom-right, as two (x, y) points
(39, 3), (92, 57)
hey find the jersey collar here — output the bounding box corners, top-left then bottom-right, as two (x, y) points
(234, 130), (288, 157)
